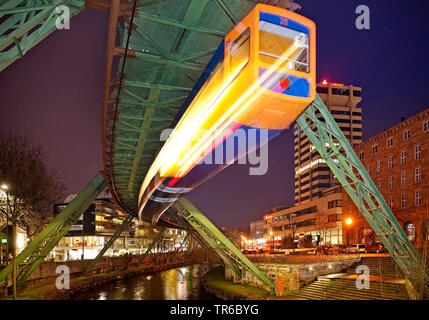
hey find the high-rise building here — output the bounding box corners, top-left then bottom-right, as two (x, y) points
(294, 81), (363, 204)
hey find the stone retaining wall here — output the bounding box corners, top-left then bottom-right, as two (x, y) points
(225, 255), (360, 296)
(19, 250), (210, 290)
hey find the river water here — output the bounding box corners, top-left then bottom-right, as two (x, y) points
(70, 264), (214, 300)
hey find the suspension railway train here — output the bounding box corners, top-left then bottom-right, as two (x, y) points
(138, 4), (316, 225)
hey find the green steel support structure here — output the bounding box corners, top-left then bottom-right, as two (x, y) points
(296, 94), (429, 292)
(170, 232), (190, 260)
(137, 226), (167, 266)
(183, 222), (225, 267)
(0, 172), (106, 289)
(0, 0), (85, 72)
(84, 214), (134, 275)
(175, 198), (273, 288)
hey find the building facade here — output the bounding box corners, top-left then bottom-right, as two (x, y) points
(343, 108), (429, 248)
(250, 220), (268, 248)
(265, 186), (343, 247)
(51, 197), (160, 261)
(294, 81), (362, 204)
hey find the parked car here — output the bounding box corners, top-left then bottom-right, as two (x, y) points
(348, 244), (366, 253)
(365, 242), (387, 253)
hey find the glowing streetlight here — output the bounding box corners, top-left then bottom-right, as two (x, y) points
(345, 218), (353, 250)
(1, 184), (8, 190)
(269, 231), (274, 254)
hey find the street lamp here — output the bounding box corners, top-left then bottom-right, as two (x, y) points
(241, 236), (246, 250)
(345, 217), (353, 251)
(1, 184), (8, 190)
(269, 231), (274, 254)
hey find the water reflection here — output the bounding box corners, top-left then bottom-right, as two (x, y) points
(71, 265), (212, 300)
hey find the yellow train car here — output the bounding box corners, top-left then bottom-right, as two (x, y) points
(138, 4), (316, 224)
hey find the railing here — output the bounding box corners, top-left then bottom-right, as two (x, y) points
(247, 253), (360, 265)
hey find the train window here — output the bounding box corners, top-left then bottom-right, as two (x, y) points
(259, 20), (309, 73)
(230, 28), (250, 76)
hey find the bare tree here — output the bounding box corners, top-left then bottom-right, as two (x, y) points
(0, 132), (65, 257)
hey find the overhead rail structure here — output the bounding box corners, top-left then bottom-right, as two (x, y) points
(0, 0), (427, 295)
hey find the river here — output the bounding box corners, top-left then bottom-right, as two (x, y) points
(70, 264), (214, 300)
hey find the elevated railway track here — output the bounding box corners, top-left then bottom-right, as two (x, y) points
(0, 0), (428, 297)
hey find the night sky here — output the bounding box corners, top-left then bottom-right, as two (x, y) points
(0, 0), (428, 228)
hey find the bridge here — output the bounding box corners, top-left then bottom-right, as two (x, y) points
(0, 0), (428, 299)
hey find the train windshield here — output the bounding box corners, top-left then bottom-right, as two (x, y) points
(259, 20), (309, 73)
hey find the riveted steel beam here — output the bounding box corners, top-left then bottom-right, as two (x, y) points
(297, 95), (429, 293)
(0, 172), (106, 289)
(175, 198), (273, 288)
(136, 10), (226, 37)
(83, 214), (134, 275)
(137, 226), (167, 265)
(0, 0), (85, 72)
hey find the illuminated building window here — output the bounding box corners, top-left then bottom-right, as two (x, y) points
(388, 176), (393, 191)
(415, 190), (422, 206)
(401, 193), (407, 208)
(414, 145), (421, 160)
(328, 200), (342, 209)
(403, 130), (411, 140)
(387, 137), (393, 148)
(404, 222), (415, 241)
(388, 155), (393, 169)
(400, 150), (407, 165)
(376, 160), (381, 173)
(400, 172), (407, 186)
(415, 167), (421, 183)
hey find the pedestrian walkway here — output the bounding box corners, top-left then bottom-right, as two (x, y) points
(285, 257), (409, 300)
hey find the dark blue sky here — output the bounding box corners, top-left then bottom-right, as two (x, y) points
(0, 0), (428, 228)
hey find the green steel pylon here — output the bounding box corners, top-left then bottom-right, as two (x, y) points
(175, 198), (273, 289)
(0, 171), (106, 289)
(0, 0), (85, 72)
(84, 214), (134, 275)
(137, 226), (167, 266)
(296, 94), (429, 293)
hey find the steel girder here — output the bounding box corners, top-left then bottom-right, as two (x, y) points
(103, 0), (268, 216)
(0, 0), (85, 72)
(175, 198), (273, 288)
(0, 172), (106, 289)
(137, 225), (166, 265)
(84, 213), (134, 274)
(296, 94), (429, 293)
